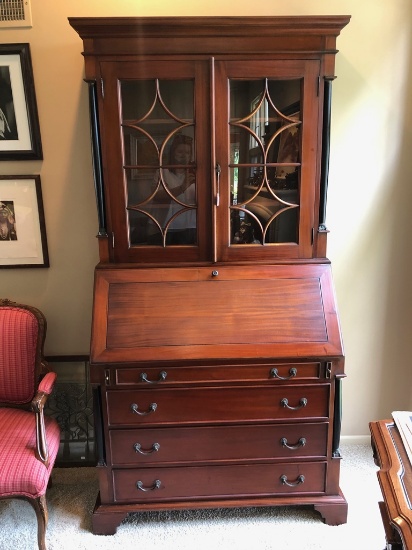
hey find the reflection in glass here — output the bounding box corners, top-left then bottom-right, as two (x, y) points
(120, 79), (197, 246)
(229, 78), (301, 245)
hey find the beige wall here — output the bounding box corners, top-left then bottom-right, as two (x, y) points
(1, 0), (411, 436)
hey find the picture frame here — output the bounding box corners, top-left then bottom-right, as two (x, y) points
(0, 43), (43, 160)
(0, 175), (49, 267)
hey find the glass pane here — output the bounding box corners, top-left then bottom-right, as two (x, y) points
(121, 80), (194, 122)
(229, 78), (301, 244)
(121, 79), (197, 247)
(121, 80), (157, 120)
(231, 210), (263, 245)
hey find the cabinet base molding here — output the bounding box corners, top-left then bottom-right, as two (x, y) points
(91, 490), (348, 535)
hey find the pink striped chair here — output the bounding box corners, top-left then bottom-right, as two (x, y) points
(0, 299), (60, 550)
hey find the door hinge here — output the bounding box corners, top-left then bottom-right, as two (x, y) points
(100, 78), (104, 99)
(111, 232), (115, 248)
(317, 76), (321, 97)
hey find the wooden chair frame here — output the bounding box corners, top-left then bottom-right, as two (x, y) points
(0, 298), (59, 550)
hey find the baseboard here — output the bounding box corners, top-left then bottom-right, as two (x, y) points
(341, 435), (370, 445)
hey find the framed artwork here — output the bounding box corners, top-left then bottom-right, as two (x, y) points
(0, 175), (49, 267)
(0, 43), (43, 160)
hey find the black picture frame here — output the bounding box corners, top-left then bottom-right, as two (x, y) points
(0, 175), (49, 267)
(0, 43), (43, 160)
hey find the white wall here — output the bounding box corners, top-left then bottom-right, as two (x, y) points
(1, 0), (411, 436)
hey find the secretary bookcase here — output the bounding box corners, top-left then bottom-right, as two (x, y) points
(70, 16), (350, 534)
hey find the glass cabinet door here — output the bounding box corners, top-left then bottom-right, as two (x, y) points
(215, 60), (320, 261)
(99, 59), (320, 263)
(100, 61), (211, 263)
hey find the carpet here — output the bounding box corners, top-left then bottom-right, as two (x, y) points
(0, 441), (385, 550)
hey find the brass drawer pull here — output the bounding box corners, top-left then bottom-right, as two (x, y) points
(140, 371), (167, 384)
(280, 474), (305, 487)
(130, 402), (157, 416)
(134, 442), (160, 455)
(280, 437), (306, 450)
(280, 397), (307, 410)
(136, 479), (161, 492)
(270, 367), (297, 380)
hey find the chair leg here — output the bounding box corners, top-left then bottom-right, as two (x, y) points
(28, 494), (48, 550)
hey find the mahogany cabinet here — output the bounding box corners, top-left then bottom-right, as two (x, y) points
(69, 16), (350, 534)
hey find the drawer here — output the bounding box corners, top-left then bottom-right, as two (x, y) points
(106, 384), (330, 426)
(109, 422), (329, 466)
(112, 462), (327, 503)
(112, 362), (323, 386)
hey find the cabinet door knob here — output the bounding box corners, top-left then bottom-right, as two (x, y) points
(212, 270), (219, 277)
(130, 403), (157, 416)
(280, 397), (307, 410)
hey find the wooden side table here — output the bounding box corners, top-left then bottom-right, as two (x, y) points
(370, 420), (412, 550)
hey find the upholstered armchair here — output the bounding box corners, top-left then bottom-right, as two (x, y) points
(0, 299), (60, 550)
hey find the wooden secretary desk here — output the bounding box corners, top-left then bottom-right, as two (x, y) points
(69, 16), (350, 534)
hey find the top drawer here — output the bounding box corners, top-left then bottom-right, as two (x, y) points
(110, 362), (323, 387)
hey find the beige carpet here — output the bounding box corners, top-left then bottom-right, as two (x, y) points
(0, 441), (385, 550)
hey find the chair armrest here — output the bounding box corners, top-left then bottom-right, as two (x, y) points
(31, 371), (57, 466)
(38, 371), (57, 395)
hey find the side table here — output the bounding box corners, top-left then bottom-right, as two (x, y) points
(370, 419), (412, 550)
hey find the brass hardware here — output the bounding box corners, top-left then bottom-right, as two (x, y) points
(280, 397), (307, 410)
(280, 474), (305, 487)
(215, 163), (221, 206)
(280, 437), (306, 450)
(104, 370), (110, 385)
(140, 371), (167, 384)
(136, 479), (161, 492)
(326, 362), (332, 379)
(130, 403), (157, 416)
(134, 442), (160, 455)
(270, 367), (297, 380)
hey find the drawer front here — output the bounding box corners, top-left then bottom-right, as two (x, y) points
(106, 384), (330, 426)
(113, 462), (327, 502)
(113, 362), (322, 386)
(109, 422), (329, 466)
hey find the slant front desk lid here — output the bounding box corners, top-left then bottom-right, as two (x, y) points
(91, 264), (343, 364)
